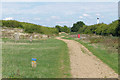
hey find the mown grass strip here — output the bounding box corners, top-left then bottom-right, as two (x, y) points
(2, 38), (71, 78)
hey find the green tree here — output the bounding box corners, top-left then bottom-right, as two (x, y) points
(107, 20), (118, 36)
(63, 25), (70, 33)
(96, 23), (108, 35)
(55, 25), (70, 33)
(78, 25), (87, 33)
(55, 25), (62, 32)
(71, 21), (85, 32)
(116, 19), (120, 36)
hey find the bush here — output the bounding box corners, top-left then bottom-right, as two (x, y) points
(2, 20), (23, 28)
(55, 25), (70, 33)
(2, 20), (59, 35)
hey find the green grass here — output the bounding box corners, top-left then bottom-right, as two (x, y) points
(2, 38), (71, 78)
(81, 48), (85, 54)
(62, 37), (74, 40)
(62, 36), (118, 74)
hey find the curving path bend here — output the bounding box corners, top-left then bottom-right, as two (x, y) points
(56, 37), (118, 78)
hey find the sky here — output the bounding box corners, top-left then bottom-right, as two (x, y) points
(2, 2), (118, 27)
(119, 1), (120, 17)
(1, 0), (119, 2)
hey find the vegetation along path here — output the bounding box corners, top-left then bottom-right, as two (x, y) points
(56, 37), (118, 78)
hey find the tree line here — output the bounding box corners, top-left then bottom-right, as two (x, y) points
(55, 25), (70, 33)
(71, 20), (120, 36)
(1, 19), (119, 36)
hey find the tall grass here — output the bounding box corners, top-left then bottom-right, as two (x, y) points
(62, 35), (118, 74)
(76, 40), (118, 74)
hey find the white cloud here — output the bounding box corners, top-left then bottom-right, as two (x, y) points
(86, 22), (93, 26)
(79, 16), (83, 18)
(34, 18), (41, 20)
(83, 14), (90, 17)
(42, 25), (47, 27)
(51, 16), (60, 19)
(101, 16), (104, 18)
(65, 11), (76, 15)
(2, 0), (118, 2)
(2, 2), (117, 26)
(3, 17), (13, 20)
(46, 18), (50, 21)
(96, 13), (100, 16)
(56, 21), (69, 24)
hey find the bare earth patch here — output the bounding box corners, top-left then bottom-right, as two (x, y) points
(56, 37), (118, 78)
(3, 42), (31, 45)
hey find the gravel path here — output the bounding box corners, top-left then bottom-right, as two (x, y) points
(56, 37), (118, 78)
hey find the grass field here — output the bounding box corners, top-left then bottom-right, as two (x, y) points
(62, 34), (118, 74)
(2, 38), (71, 78)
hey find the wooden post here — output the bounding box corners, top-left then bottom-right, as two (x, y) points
(32, 58), (37, 68)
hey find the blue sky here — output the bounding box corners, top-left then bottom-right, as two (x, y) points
(2, 2), (118, 27)
(2, 0), (119, 2)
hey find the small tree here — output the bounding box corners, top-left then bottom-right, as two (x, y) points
(55, 25), (62, 32)
(71, 21), (85, 32)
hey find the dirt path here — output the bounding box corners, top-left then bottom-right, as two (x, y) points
(56, 37), (118, 78)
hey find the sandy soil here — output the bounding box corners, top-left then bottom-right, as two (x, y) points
(56, 37), (118, 78)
